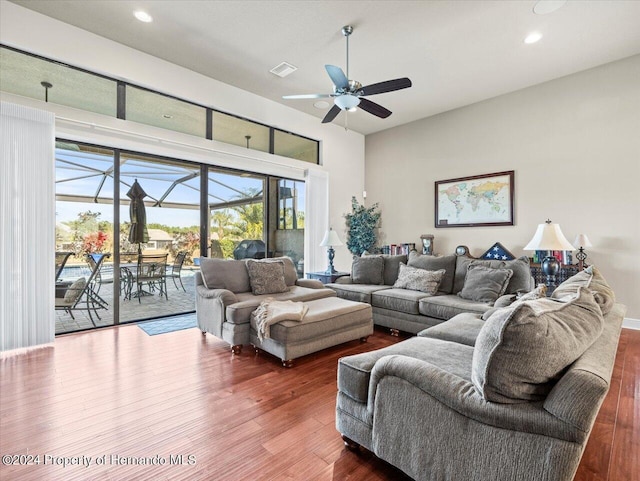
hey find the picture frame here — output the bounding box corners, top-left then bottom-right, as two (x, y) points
(435, 170), (514, 228)
(420, 234), (434, 255)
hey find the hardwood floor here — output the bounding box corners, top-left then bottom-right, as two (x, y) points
(0, 324), (637, 481)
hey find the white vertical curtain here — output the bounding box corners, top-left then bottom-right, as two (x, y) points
(304, 169), (329, 274)
(1, 102), (55, 352)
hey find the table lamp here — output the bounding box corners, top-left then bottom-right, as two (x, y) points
(524, 219), (574, 287)
(320, 228), (343, 274)
(573, 233), (592, 271)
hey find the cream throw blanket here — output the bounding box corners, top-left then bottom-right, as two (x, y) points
(253, 298), (309, 341)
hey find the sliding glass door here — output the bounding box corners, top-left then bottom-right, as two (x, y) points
(55, 143), (115, 333)
(54, 141), (305, 333)
(118, 153), (201, 323)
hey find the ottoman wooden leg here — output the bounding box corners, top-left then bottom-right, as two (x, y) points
(360, 336), (369, 342)
(341, 434), (360, 451)
(231, 344), (242, 355)
(282, 359), (294, 368)
(390, 328), (400, 337)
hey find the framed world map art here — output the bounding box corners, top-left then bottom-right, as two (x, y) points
(435, 170), (514, 228)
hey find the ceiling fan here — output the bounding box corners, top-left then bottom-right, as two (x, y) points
(283, 25), (412, 124)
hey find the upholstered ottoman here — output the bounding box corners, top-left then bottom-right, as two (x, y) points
(250, 296), (373, 367)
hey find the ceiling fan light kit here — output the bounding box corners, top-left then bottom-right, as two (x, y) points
(283, 25), (412, 125)
(334, 94), (360, 110)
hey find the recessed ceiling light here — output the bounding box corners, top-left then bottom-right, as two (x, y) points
(313, 100), (330, 109)
(524, 32), (543, 44)
(533, 0), (566, 15)
(134, 10), (153, 23)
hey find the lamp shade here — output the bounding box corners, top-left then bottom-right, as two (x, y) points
(573, 234), (592, 248)
(523, 221), (574, 251)
(320, 228), (343, 247)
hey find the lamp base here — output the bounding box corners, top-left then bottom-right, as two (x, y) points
(325, 247), (338, 275)
(541, 254), (560, 289)
(576, 247), (588, 271)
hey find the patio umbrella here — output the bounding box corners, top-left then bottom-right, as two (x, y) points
(127, 179), (149, 254)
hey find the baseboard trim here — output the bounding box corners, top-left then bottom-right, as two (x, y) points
(623, 318), (640, 330)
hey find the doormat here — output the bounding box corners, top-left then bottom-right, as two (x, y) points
(137, 313), (198, 336)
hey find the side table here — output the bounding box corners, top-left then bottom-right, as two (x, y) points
(530, 264), (579, 295)
(306, 271), (350, 284)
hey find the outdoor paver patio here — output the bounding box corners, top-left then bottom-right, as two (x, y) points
(55, 271), (197, 334)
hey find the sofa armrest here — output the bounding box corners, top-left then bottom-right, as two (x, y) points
(368, 355), (587, 443)
(195, 286), (238, 337)
(295, 278), (325, 289)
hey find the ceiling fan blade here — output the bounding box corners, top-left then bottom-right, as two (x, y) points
(321, 104), (342, 124)
(282, 93), (333, 100)
(360, 78), (412, 96)
(325, 65), (349, 90)
(358, 98), (392, 119)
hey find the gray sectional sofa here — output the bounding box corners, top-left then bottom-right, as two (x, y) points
(326, 251), (535, 334)
(336, 266), (625, 481)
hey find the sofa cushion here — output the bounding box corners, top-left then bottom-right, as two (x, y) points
(226, 286), (336, 324)
(64, 277), (86, 303)
(472, 287), (604, 403)
(381, 254), (408, 285)
(372, 288), (435, 315)
(338, 336), (474, 403)
(251, 296), (371, 344)
(418, 312), (485, 346)
(458, 265), (513, 303)
(393, 263), (445, 294)
(325, 283), (391, 304)
(419, 294), (491, 321)
(200, 258), (251, 293)
(407, 252), (456, 293)
(246, 259), (288, 295)
(352, 256), (384, 285)
(551, 266), (615, 315)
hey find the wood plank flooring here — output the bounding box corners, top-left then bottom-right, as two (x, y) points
(1, 324), (637, 481)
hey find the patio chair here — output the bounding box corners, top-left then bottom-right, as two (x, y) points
(55, 251), (73, 281)
(87, 253), (114, 295)
(135, 253), (169, 303)
(166, 251), (187, 292)
(55, 253), (110, 326)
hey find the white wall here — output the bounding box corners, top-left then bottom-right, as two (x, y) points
(0, 1), (364, 272)
(365, 55), (640, 319)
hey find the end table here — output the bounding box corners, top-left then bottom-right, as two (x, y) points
(306, 271), (349, 284)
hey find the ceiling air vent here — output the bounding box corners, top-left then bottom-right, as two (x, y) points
(270, 62), (297, 78)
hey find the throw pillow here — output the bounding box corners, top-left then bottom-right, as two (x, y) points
(393, 263), (445, 294)
(351, 256), (384, 285)
(407, 251), (456, 293)
(551, 266), (615, 316)
(458, 265), (513, 303)
(246, 259), (288, 295)
(64, 277), (86, 303)
(472, 287), (604, 403)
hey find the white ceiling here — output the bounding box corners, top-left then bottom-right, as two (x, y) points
(9, 0), (640, 135)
